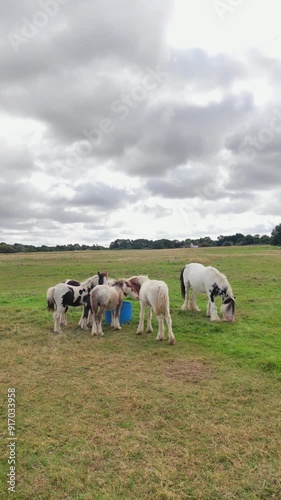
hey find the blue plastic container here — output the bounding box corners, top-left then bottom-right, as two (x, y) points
(104, 300), (133, 325)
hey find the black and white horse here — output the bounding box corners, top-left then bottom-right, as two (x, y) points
(47, 272), (107, 333)
(180, 263), (236, 322)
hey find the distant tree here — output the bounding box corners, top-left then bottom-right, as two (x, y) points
(243, 234), (254, 245)
(236, 238), (245, 246)
(271, 223), (281, 245)
(0, 242), (16, 253)
(260, 234), (271, 245)
(253, 234), (261, 244)
(222, 240), (233, 246)
(14, 243), (26, 252)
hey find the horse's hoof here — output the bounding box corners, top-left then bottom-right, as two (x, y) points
(136, 331), (143, 335)
(145, 328), (153, 333)
(169, 339), (176, 345)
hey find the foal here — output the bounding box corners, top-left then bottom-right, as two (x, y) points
(90, 280), (139, 337)
(127, 275), (176, 344)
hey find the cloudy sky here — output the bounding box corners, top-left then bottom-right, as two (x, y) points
(1, 0), (281, 246)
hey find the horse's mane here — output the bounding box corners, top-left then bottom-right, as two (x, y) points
(81, 272), (107, 288)
(81, 275), (99, 287)
(127, 275), (148, 291)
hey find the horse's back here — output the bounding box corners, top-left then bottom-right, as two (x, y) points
(183, 263), (207, 292)
(91, 284), (119, 308)
(140, 279), (169, 310)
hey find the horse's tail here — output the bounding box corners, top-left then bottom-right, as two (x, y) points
(46, 287), (55, 311)
(154, 284), (169, 316)
(180, 266), (186, 298)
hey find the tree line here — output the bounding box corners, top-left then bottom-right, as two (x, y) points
(1, 224), (281, 253)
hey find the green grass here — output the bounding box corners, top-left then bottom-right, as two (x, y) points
(1, 246), (281, 499)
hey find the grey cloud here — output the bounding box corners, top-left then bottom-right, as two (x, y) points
(226, 159), (281, 191)
(68, 182), (135, 208)
(170, 48), (246, 89)
(0, 145), (35, 181)
(138, 204), (173, 218)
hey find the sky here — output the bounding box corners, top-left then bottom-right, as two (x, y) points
(1, 0), (281, 246)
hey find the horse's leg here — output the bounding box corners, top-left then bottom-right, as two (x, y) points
(191, 292), (201, 312)
(91, 308), (98, 335)
(206, 299), (211, 317)
(136, 302), (145, 334)
(156, 314), (164, 341)
(97, 306), (105, 336)
(145, 306), (153, 333)
(54, 308), (63, 334)
(60, 306), (68, 326)
(181, 282), (190, 310)
(114, 303), (122, 330)
(111, 307), (117, 329)
(164, 308), (176, 345)
(87, 309), (93, 325)
(80, 305), (89, 330)
(78, 307), (83, 326)
(209, 296), (220, 322)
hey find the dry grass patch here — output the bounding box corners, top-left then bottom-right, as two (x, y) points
(165, 359), (212, 383)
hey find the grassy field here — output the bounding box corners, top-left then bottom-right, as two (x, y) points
(0, 246), (281, 499)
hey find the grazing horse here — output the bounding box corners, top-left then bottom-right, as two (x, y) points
(90, 280), (139, 337)
(127, 275), (176, 344)
(180, 263), (236, 322)
(47, 272), (107, 333)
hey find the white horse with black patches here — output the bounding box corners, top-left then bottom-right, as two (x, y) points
(90, 280), (139, 337)
(47, 272), (108, 333)
(127, 275), (176, 345)
(180, 263), (236, 322)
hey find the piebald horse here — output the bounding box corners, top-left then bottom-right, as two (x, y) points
(180, 263), (236, 322)
(47, 272), (107, 333)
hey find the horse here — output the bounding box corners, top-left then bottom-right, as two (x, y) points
(180, 263), (236, 322)
(47, 272), (108, 333)
(63, 273), (108, 326)
(127, 275), (176, 344)
(90, 280), (139, 337)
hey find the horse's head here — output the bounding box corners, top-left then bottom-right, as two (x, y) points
(123, 280), (140, 300)
(220, 297), (236, 322)
(98, 271), (108, 285)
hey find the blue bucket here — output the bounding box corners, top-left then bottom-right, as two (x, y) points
(104, 301), (133, 325)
